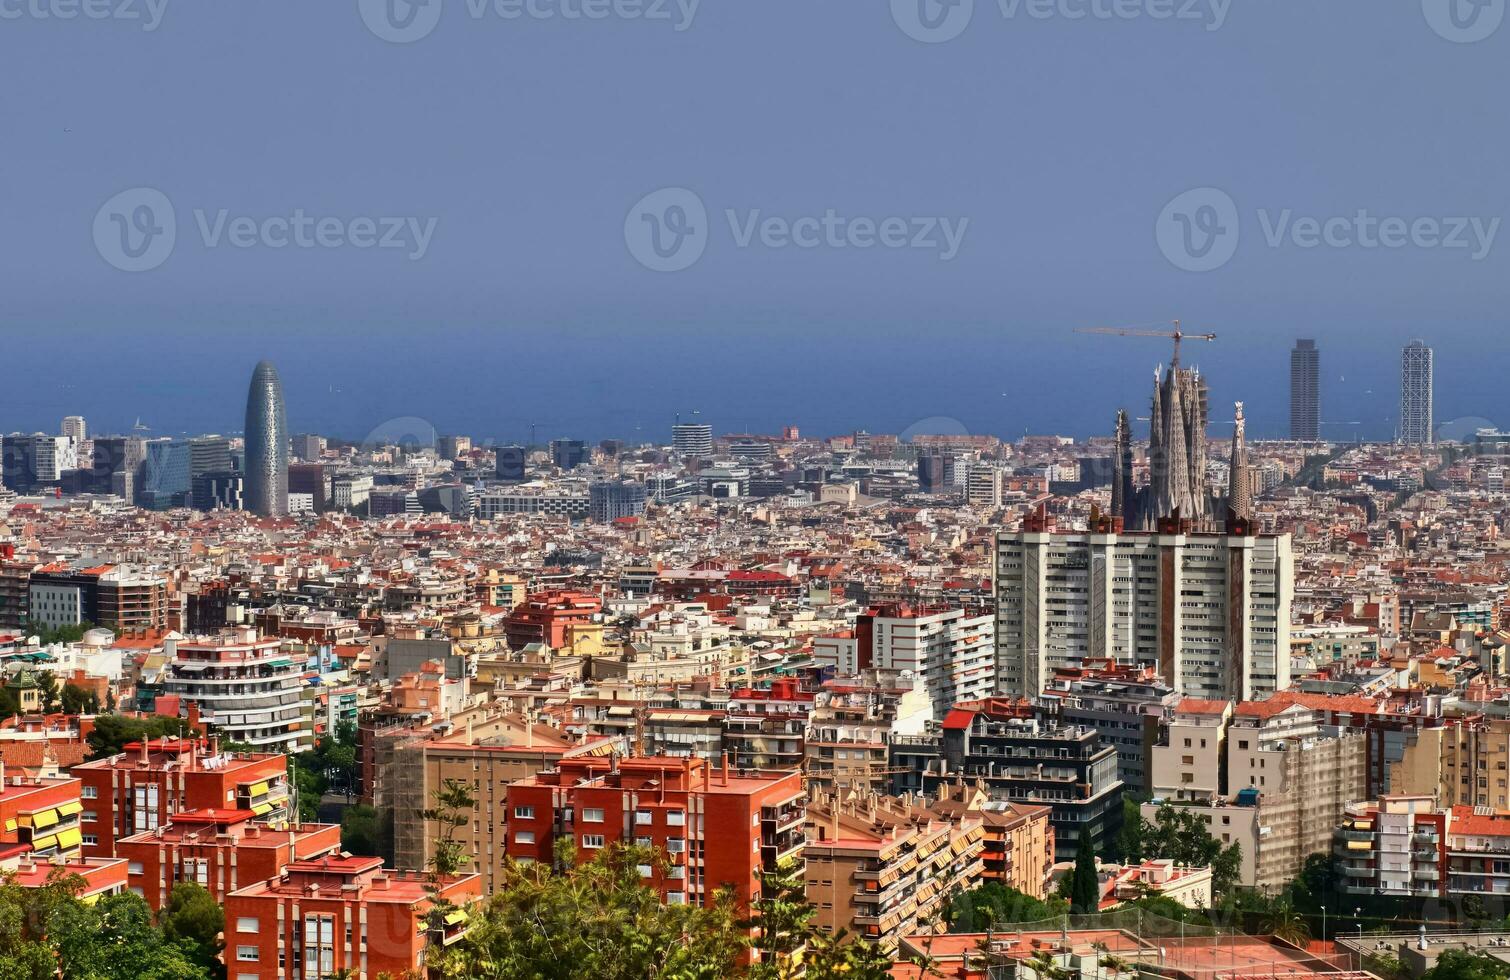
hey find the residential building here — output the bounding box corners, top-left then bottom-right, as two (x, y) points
(0, 761), (85, 860)
(160, 629), (310, 752)
(505, 756), (803, 926)
(223, 856), (481, 979)
(996, 512), (1293, 700)
(383, 709), (622, 894)
(855, 604), (995, 721)
(927, 781), (1054, 898)
(1148, 697), (1366, 891)
(803, 789), (985, 949)
(75, 738), (290, 858)
(890, 704), (1122, 858)
(116, 808), (340, 909)
(1039, 661), (1178, 795)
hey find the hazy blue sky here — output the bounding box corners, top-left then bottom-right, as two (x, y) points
(2, 0), (1507, 444)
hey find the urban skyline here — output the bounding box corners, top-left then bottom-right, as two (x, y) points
(0, 333), (1478, 451)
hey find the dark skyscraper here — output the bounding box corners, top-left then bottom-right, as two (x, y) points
(1289, 339), (1320, 441)
(243, 360), (288, 516)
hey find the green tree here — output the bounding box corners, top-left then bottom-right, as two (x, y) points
(1116, 796), (1145, 863)
(51, 890), (206, 979)
(159, 881), (226, 979)
(1261, 897), (1311, 946)
(429, 843), (746, 979)
(421, 778), (476, 877)
(292, 759), (328, 822)
(340, 803), (384, 856)
(1422, 949), (1510, 980)
(804, 927), (897, 980)
(745, 856), (814, 978)
(86, 714), (190, 757)
(946, 881), (1067, 931)
(35, 672), (60, 713)
(1141, 803), (1244, 896)
(1070, 834), (1101, 914)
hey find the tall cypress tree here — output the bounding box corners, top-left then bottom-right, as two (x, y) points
(1070, 834), (1101, 914)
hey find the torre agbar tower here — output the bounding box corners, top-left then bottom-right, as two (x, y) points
(243, 360), (289, 516)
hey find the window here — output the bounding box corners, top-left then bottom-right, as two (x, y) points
(638, 864), (654, 877)
(636, 810), (653, 825)
(1238, 740), (1249, 750)
(582, 808), (605, 823)
(666, 810), (685, 826)
(82, 810), (97, 822)
(82, 834), (98, 846)
(667, 891), (686, 905)
(513, 806), (534, 820)
(1181, 773), (1194, 784)
(238, 918), (259, 933)
(81, 786), (98, 799)
(667, 838), (685, 853)
(582, 834), (605, 849)
(128, 862), (144, 876)
(236, 946), (259, 962)
(1181, 755), (1194, 765)
(515, 831), (535, 845)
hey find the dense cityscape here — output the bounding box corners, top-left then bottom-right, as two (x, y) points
(5, 335), (1510, 978)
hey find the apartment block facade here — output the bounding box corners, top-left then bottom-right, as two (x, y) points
(995, 515), (1293, 700)
(505, 756), (804, 916)
(804, 790), (985, 948)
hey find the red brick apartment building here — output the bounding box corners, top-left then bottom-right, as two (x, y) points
(73, 737), (289, 858)
(224, 855), (481, 980)
(505, 755), (804, 914)
(116, 807), (341, 910)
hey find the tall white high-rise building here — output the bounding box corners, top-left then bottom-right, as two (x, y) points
(1400, 340), (1434, 446)
(672, 422), (713, 458)
(61, 416), (86, 443)
(995, 514), (1293, 701)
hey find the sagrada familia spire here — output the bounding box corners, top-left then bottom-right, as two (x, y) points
(1111, 355), (1250, 532)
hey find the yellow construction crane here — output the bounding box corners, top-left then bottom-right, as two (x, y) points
(1074, 319), (1216, 365)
